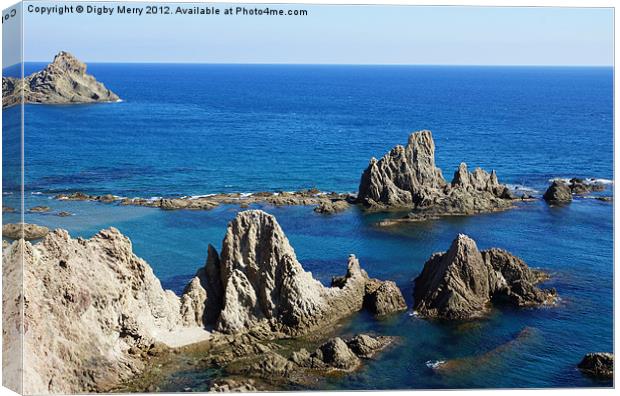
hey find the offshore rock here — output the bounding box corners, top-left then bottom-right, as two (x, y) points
(2, 51), (119, 108)
(578, 353), (613, 379)
(210, 210), (405, 335)
(2, 223), (49, 240)
(314, 200), (350, 214)
(543, 180), (573, 204)
(413, 234), (556, 320)
(363, 279), (407, 317)
(2, 228), (210, 394)
(357, 131), (514, 218)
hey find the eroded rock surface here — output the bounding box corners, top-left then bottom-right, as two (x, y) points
(543, 180), (572, 204)
(2, 51), (119, 108)
(413, 234), (556, 319)
(578, 353), (613, 379)
(2, 229), (209, 394)
(2, 223), (49, 240)
(357, 131), (514, 219)
(206, 210), (407, 335)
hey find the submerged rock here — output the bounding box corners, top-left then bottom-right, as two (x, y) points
(357, 131), (514, 219)
(3, 228), (210, 394)
(2, 51), (120, 108)
(2, 223), (49, 240)
(543, 181), (572, 204)
(28, 205), (51, 213)
(413, 234), (556, 319)
(578, 353), (613, 379)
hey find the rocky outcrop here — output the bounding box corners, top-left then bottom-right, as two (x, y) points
(54, 189), (353, 212)
(363, 279), (407, 317)
(2, 51), (119, 108)
(357, 131), (514, 219)
(413, 234), (556, 320)
(578, 353), (613, 379)
(543, 180), (572, 204)
(314, 200), (350, 214)
(566, 178), (606, 195)
(193, 210), (406, 335)
(2, 228), (210, 394)
(2, 223), (49, 240)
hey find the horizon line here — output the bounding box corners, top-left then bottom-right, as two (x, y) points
(13, 60), (615, 68)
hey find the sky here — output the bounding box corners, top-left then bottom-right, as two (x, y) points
(3, 2), (615, 66)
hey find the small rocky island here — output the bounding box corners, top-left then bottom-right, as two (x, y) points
(2, 51), (119, 108)
(413, 234), (556, 319)
(3, 210), (406, 393)
(357, 130), (516, 222)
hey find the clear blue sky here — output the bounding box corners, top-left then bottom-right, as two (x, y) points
(9, 2), (616, 66)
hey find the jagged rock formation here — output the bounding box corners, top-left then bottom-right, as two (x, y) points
(185, 210), (406, 336)
(357, 130), (514, 219)
(413, 234), (556, 319)
(2, 223), (49, 240)
(2, 51), (119, 108)
(578, 353), (613, 379)
(543, 180), (573, 204)
(363, 279), (407, 317)
(2, 228), (209, 394)
(567, 178), (606, 195)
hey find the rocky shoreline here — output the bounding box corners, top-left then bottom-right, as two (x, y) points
(2, 207), (611, 393)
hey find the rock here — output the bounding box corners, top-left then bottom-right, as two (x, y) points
(28, 205), (51, 213)
(2, 206), (15, 213)
(57, 211), (73, 217)
(2, 51), (120, 108)
(363, 279), (407, 317)
(2, 223), (49, 240)
(568, 178), (606, 195)
(357, 131), (513, 218)
(413, 234), (556, 319)
(596, 196), (613, 202)
(345, 334), (394, 359)
(180, 244), (223, 326)
(314, 200), (350, 214)
(578, 353), (613, 379)
(3, 227), (210, 394)
(209, 210), (404, 335)
(543, 181), (572, 204)
(312, 337), (361, 371)
(209, 378), (259, 392)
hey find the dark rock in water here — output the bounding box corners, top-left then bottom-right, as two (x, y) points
(569, 178), (606, 195)
(28, 206), (51, 213)
(2, 51), (120, 108)
(413, 234), (556, 320)
(313, 337), (361, 370)
(2, 206), (15, 213)
(543, 181), (572, 204)
(57, 211), (73, 217)
(2, 223), (49, 240)
(578, 353), (613, 379)
(356, 130), (514, 218)
(363, 279), (407, 317)
(314, 200), (349, 214)
(596, 196), (613, 202)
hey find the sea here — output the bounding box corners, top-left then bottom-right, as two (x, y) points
(2, 63), (614, 390)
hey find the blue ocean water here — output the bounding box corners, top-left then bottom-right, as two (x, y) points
(2, 64), (613, 389)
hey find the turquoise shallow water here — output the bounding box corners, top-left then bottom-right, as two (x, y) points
(2, 64), (613, 389)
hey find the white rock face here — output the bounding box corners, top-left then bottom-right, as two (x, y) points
(210, 210), (401, 336)
(2, 228), (209, 394)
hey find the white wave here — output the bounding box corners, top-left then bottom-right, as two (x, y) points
(548, 177), (613, 185)
(30, 191), (43, 195)
(505, 184), (539, 194)
(425, 360), (446, 369)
